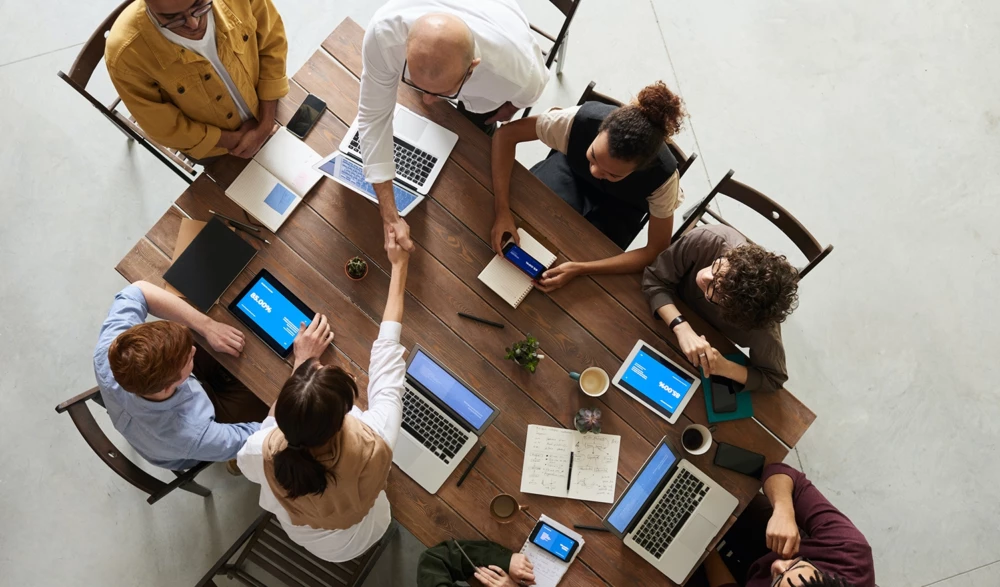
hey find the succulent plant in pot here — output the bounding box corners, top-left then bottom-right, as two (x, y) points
(345, 256), (368, 280)
(504, 334), (544, 373)
(575, 408), (602, 434)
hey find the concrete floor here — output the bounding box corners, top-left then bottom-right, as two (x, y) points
(1, 0), (997, 585)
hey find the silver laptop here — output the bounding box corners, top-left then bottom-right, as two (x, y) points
(602, 437), (738, 583)
(393, 345), (499, 494)
(340, 104), (458, 195)
(316, 153), (425, 217)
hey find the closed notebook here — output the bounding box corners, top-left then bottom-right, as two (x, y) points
(225, 127), (322, 232)
(163, 217), (257, 312)
(478, 228), (557, 308)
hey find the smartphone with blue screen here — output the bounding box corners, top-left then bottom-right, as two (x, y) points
(529, 521), (579, 562)
(502, 240), (545, 279)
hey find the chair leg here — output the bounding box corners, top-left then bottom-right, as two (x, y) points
(556, 31), (569, 76)
(178, 479), (213, 497)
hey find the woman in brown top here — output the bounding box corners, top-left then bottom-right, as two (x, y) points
(642, 225), (799, 392)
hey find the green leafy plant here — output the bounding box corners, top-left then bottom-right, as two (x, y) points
(505, 334), (544, 373)
(345, 256), (368, 280)
(575, 408), (603, 434)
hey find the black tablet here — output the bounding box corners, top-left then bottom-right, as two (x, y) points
(228, 269), (315, 358)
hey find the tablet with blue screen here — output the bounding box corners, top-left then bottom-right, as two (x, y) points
(228, 269), (315, 358)
(612, 340), (700, 424)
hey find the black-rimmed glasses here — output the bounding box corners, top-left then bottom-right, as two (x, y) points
(771, 557), (816, 587)
(400, 59), (472, 100)
(154, 0), (213, 30)
(705, 257), (725, 304)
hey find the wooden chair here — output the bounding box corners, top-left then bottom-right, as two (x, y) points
(194, 512), (397, 587)
(520, 0), (582, 118)
(575, 81), (698, 178)
(673, 170), (834, 279)
(55, 387), (213, 505)
(57, 0), (198, 184)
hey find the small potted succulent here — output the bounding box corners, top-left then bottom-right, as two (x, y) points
(575, 408), (603, 434)
(505, 334), (544, 373)
(345, 256), (368, 281)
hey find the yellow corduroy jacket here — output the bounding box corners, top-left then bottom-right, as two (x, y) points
(105, 0), (289, 159)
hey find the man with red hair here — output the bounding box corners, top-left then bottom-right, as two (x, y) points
(94, 281), (267, 470)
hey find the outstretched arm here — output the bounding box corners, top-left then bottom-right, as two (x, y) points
(490, 117), (540, 254)
(132, 281), (244, 357)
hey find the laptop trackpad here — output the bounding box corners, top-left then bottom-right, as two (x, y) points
(679, 514), (717, 550)
(395, 109), (429, 142)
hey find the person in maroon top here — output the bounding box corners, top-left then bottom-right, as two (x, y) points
(699, 464), (875, 587)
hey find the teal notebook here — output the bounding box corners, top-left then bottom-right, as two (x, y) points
(702, 353), (753, 423)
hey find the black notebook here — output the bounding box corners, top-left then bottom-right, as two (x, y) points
(163, 217), (257, 312)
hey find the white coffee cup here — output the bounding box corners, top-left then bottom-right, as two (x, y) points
(681, 424), (712, 456)
(570, 367), (610, 397)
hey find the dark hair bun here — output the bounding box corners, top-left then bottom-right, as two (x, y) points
(635, 81), (686, 137)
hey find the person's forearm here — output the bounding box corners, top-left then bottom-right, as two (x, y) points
(257, 99), (278, 126)
(574, 246), (661, 277)
(217, 128), (241, 151)
(375, 181), (400, 224)
(491, 126), (517, 216)
(656, 304), (684, 331)
(764, 472), (796, 513)
(382, 263), (408, 323)
(133, 281), (213, 336)
(716, 361), (748, 384)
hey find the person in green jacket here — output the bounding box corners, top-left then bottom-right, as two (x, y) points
(417, 540), (536, 587)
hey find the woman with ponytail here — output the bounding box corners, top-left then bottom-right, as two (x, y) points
(237, 227), (411, 562)
(491, 81), (688, 291)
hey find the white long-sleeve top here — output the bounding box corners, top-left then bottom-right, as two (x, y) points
(237, 321), (406, 562)
(358, 0), (550, 184)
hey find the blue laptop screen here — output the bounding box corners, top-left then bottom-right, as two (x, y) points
(618, 346), (696, 417)
(233, 276), (311, 350)
(407, 350), (494, 429)
(607, 443), (677, 534)
(318, 155), (418, 213)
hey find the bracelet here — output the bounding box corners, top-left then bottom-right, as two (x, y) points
(668, 315), (687, 332)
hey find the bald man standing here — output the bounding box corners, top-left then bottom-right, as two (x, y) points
(359, 0), (550, 251)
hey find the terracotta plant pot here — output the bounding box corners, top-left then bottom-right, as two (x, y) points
(345, 258), (368, 281)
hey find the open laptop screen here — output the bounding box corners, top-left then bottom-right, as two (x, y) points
(606, 442), (678, 535)
(407, 350), (495, 430)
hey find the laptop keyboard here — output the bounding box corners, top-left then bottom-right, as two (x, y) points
(401, 388), (469, 464)
(633, 469), (709, 559)
(348, 133), (437, 188)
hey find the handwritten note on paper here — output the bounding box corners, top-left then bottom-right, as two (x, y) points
(521, 425), (620, 504)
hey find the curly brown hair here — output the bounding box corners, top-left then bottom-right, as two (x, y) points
(599, 81), (686, 167)
(715, 244), (800, 331)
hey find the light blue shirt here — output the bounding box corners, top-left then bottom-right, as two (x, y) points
(93, 286), (260, 470)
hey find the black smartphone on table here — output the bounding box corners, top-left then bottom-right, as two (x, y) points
(710, 376), (738, 413)
(287, 93), (326, 139)
(502, 239), (546, 279)
(529, 520), (580, 562)
(714, 442), (766, 479)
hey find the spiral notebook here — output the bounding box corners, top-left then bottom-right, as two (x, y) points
(477, 228), (557, 308)
(518, 515), (584, 587)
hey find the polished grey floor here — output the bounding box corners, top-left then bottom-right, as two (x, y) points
(1, 1), (997, 586)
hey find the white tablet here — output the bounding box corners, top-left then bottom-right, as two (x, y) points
(612, 340), (701, 424)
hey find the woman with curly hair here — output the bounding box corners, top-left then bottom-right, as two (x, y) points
(642, 225), (800, 392)
(491, 80), (687, 292)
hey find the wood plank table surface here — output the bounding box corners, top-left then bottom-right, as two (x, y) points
(115, 18), (815, 586)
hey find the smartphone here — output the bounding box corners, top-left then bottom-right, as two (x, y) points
(714, 442), (766, 479)
(529, 521), (579, 562)
(710, 376), (738, 413)
(287, 94), (326, 139)
(502, 240), (546, 279)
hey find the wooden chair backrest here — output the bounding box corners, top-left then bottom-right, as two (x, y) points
(64, 0), (135, 87)
(576, 81), (698, 178)
(673, 170), (834, 279)
(195, 513), (394, 587)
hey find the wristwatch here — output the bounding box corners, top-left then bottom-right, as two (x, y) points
(668, 315), (687, 332)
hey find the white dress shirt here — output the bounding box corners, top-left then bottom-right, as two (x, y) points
(358, 0), (550, 183)
(237, 321), (406, 563)
(154, 10), (254, 122)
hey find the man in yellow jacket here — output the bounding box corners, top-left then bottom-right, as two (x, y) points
(106, 0), (288, 160)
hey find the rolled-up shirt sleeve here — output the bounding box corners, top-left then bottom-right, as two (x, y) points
(358, 25), (401, 184)
(359, 321), (406, 449)
(642, 242), (689, 316)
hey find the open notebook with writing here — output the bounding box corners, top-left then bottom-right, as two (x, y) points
(477, 228), (557, 308)
(520, 425), (620, 504)
(225, 127), (322, 232)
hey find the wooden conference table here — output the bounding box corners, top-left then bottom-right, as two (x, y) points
(116, 18), (815, 586)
